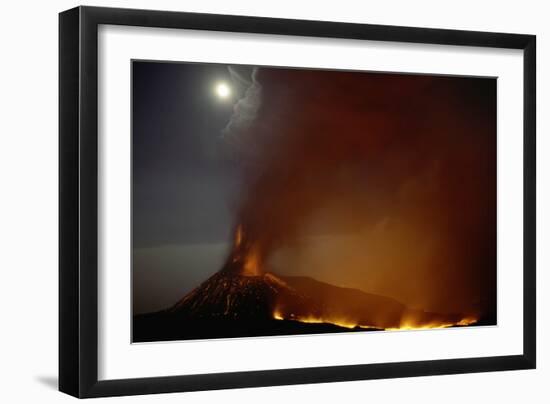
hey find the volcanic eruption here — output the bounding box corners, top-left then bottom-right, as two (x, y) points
(132, 63), (496, 343)
(134, 224), (478, 342)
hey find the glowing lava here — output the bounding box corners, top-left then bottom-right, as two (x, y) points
(273, 309), (380, 330)
(273, 308), (478, 331)
(231, 225), (480, 331)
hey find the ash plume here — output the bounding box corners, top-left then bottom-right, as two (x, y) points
(222, 66), (262, 157)
(222, 67), (496, 319)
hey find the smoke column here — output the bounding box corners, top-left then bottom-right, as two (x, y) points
(223, 67), (496, 319)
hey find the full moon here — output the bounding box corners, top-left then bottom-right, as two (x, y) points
(215, 82), (231, 99)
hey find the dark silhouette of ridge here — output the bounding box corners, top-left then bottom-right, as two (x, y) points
(133, 269), (472, 342)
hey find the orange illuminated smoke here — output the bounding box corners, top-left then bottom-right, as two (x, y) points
(228, 224), (262, 277)
(234, 224), (243, 248)
(230, 224), (481, 331)
(242, 246), (261, 276)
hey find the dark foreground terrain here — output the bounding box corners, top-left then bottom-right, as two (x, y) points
(132, 269), (492, 342)
(133, 313), (382, 342)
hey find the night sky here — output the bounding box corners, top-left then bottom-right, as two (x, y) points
(133, 62), (240, 248)
(132, 61), (496, 320)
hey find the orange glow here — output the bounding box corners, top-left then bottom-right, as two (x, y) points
(385, 323), (454, 331)
(383, 312), (479, 331)
(456, 317), (478, 326)
(273, 308), (477, 332)
(229, 224), (262, 276)
(242, 245), (261, 276)
(384, 316), (478, 331)
(234, 224), (243, 247)
(273, 309), (380, 330)
(273, 310), (284, 320)
(291, 315), (357, 329)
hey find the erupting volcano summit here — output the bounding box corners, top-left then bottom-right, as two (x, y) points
(132, 60), (496, 343)
(133, 226), (478, 342)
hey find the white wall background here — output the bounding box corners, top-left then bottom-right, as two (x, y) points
(0, 0), (546, 402)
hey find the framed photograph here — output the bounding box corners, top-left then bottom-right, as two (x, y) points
(59, 6), (536, 398)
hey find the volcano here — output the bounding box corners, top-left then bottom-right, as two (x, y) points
(134, 269), (372, 342)
(169, 270), (321, 321)
(133, 264), (476, 342)
(132, 224), (479, 342)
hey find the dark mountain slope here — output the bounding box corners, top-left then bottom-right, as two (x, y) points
(133, 270), (469, 342)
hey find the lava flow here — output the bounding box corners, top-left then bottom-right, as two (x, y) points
(168, 224), (480, 336)
(272, 308), (478, 332)
(272, 309), (380, 330)
(226, 225), (479, 332)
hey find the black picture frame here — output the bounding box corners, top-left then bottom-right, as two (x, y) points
(59, 5), (536, 398)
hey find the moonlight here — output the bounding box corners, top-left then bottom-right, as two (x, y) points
(215, 82), (231, 99)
